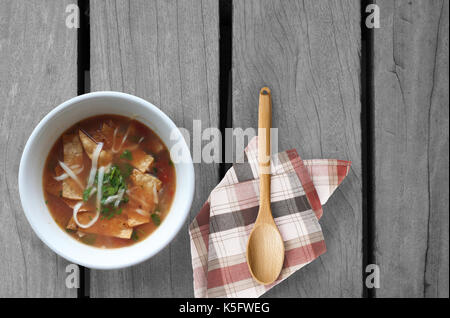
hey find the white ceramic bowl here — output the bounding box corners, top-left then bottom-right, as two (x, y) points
(19, 91), (195, 269)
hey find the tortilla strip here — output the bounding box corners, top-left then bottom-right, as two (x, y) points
(130, 149), (154, 173)
(123, 170), (162, 227)
(78, 130), (112, 167)
(123, 185), (154, 227)
(67, 212), (132, 239)
(62, 134), (84, 200)
(91, 122), (115, 149)
(95, 122), (136, 150)
(47, 167), (88, 207)
(97, 123), (154, 172)
(130, 169), (162, 191)
(125, 208), (150, 227)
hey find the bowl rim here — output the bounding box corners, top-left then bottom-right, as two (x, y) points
(18, 91), (195, 269)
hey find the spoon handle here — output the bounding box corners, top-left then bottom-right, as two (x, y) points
(258, 87), (272, 221)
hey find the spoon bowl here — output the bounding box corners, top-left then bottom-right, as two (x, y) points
(247, 223), (285, 284)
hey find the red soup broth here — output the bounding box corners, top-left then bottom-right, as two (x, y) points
(43, 115), (176, 248)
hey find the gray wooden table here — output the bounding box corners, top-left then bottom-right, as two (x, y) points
(0, 0), (448, 298)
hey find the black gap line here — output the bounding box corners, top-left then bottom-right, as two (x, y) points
(77, 0), (90, 298)
(360, 0), (375, 298)
(219, 0), (233, 177)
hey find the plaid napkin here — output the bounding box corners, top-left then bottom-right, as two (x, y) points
(189, 137), (351, 298)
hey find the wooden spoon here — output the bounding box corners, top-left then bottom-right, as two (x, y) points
(246, 87), (285, 285)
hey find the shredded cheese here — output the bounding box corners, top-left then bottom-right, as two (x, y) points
(135, 209), (148, 216)
(87, 142), (103, 188)
(152, 184), (159, 204)
(54, 165), (84, 181)
(72, 201), (98, 229)
(96, 166), (105, 212)
(58, 161), (84, 189)
(114, 188), (125, 208)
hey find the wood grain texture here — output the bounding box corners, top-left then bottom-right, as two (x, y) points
(233, 0), (363, 297)
(373, 0), (449, 297)
(0, 0), (77, 297)
(89, 0), (219, 297)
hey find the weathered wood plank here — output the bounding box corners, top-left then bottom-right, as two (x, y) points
(233, 0), (363, 297)
(89, 0), (219, 297)
(0, 0), (78, 297)
(373, 0), (449, 297)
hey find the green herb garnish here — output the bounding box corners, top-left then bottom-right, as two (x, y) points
(83, 187), (92, 202)
(100, 207), (123, 220)
(119, 163), (134, 178)
(97, 166), (127, 198)
(168, 159), (173, 166)
(153, 167), (158, 174)
(45, 200), (48, 204)
(131, 230), (139, 242)
(93, 166), (128, 221)
(120, 150), (132, 160)
(151, 213), (161, 226)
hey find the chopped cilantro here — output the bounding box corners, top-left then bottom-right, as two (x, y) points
(45, 200), (48, 204)
(120, 163), (134, 178)
(151, 213), (161, 226)
(126, 164), (133, 175)
(120, 150), (132, 160)
(153, 167), (158, 174)
(83, 187), (92, 202)
(93, 166), (128, 220)
(131, 230), (139, 242)
(100, 207), (123, 220)
(97, 166), (127, 198)
(102, 186), (116, 197)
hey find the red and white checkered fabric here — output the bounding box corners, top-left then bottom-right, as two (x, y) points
(189, 137), (351, 298)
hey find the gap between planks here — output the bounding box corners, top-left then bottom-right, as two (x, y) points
(77, 0), (90, 298)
